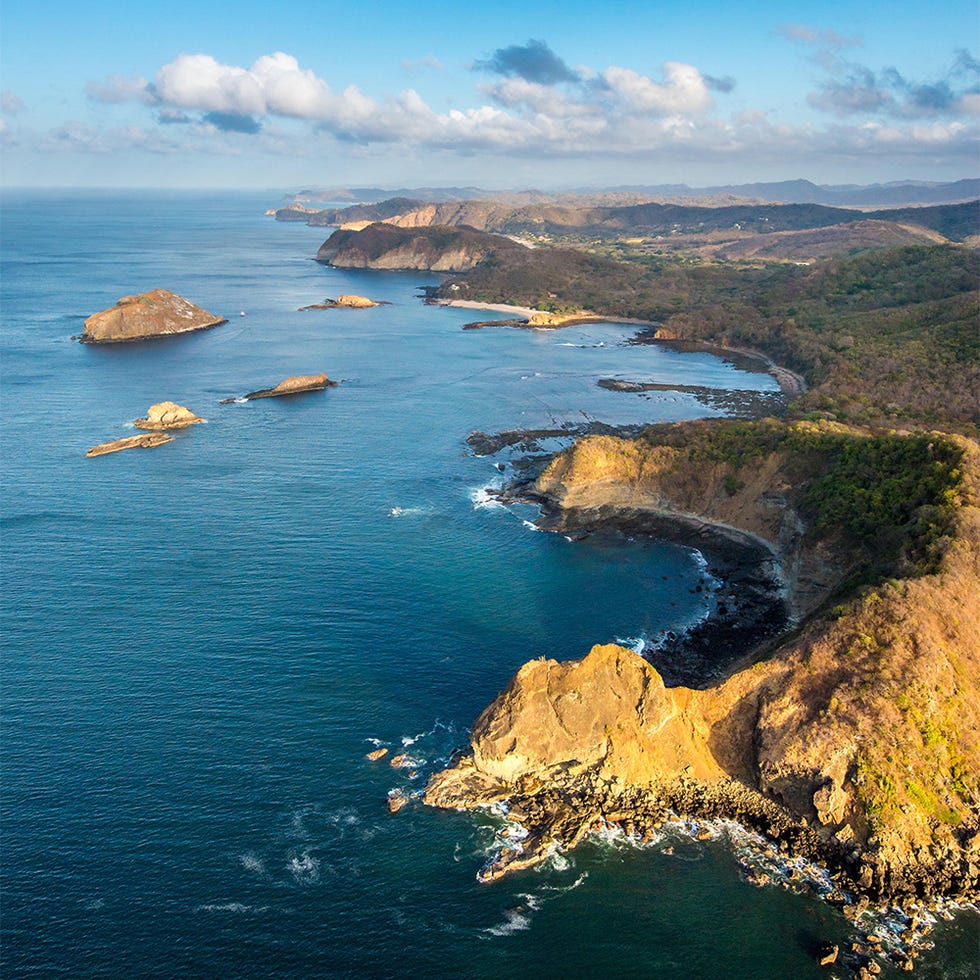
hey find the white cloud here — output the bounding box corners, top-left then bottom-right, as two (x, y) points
(86, 74), (153, 104)
(600, 63), (713, 116)
(70, 46), (976, 171)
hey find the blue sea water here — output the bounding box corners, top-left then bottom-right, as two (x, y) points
(1, 190), (976, 978)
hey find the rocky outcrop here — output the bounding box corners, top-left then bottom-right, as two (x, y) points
(220, 373), (336, 402)
(298, 294), (385, 310)
(80, 289), (226, 344)
(315, 223), (525, 272)
(427, 427), (980, 903)
(133, 401), (203, 430)
(85, 432), (174, 457)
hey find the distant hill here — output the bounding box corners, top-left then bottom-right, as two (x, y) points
(282, 194), (978, 246)
(711, 219), (946, 262)
(284, 186), (487, 205)
(314, 223), (525, 272)
(276, 178), (978, 210)
(589, 178), (980, 208)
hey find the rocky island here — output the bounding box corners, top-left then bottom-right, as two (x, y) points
(298, 294), (386, 310)
(133, 401), (203, 430)
(219, 373), (336, 403)
(80, 289), (226, 344)
(427, 420), (980, 911)
(85, 432), (174, 457)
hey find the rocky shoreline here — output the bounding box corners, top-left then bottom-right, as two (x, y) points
(533, 502), (791, 687)
(424, 425), (980, 967)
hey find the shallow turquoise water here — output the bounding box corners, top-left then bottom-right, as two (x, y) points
(1, 190), (975, 978)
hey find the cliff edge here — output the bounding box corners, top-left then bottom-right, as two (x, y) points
(427, 422), (980, 902)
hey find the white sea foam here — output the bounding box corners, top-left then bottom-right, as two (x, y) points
(240, 852), (265, 875)
(389, 505), (431, 518)
(196, 902), (269, 914)
(615, 634), (648, 655)
(287, 850), (321, 883)
(483, 906), (534, 937)
(470, 486), (505, 511)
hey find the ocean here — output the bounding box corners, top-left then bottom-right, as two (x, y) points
(1, 189), (975, 977)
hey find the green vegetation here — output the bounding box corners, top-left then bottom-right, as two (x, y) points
(794, 432), (964, 561)
(441, 243), (979, 432)
(638, 419), (966, 576)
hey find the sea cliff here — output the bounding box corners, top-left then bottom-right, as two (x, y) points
(427, 421), (980, 905)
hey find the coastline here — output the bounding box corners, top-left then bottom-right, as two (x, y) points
(634, 333), (809, 399)
(435, 299), (806, 398)
(434, 298), (656, 331)
(434, 298), (546, 317)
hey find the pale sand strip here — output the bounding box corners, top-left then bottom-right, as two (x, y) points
(434, 299), (545, 317)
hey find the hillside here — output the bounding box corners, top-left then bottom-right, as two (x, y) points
(315, 222), (526, 272)
(709, 219), (946, 262)
(439, 244), (979, 432)
(427, 421), (980, 904)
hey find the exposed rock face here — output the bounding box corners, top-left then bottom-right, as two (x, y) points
(81, 289), (226, 344)
(315, 223), (525, 272)
(298, 294), (384, 310)
(427, 428), (980, 902)
(133, 401), (203, 430)
(85, 433), (174, 457)
(531, 428), (832, 621)
(220, 374), (336, 403)
(334, 294), (379, 308)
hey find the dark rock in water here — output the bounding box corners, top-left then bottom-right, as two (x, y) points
(818, 943), (839, 966)
(386, 789), (409, 814)
(220, 374), (336, 403)
(81, 289), (226, 344)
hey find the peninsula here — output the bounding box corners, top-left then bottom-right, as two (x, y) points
(411, 193), (979, 925)
(427, 421), (980, 908)
(315, 223), (524, 272)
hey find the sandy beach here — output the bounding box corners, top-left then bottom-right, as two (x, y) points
(435, 298), (546, 317)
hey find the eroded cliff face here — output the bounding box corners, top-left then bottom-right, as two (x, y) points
(81, 289), (226, 344)
(533, 427), (860, 620)
(426, 428), (980, 901)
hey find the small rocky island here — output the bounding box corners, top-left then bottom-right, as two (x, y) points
(298, 294), (387, 311)
(86, 432), (174, 457)
(80, 289), (226, 344)
(220, 373), (336, 403)
(133, 401), (203, 430)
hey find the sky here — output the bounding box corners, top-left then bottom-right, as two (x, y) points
(1, 0), (977, 190)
